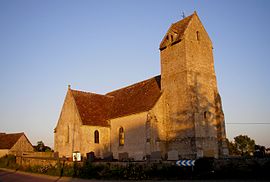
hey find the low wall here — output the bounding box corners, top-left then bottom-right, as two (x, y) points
(16, 156), (58, 167)
(22, 151), (55, 158)
(15, 152), (58, 167)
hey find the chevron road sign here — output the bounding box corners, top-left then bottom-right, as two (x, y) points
(176, 160), (195, 166)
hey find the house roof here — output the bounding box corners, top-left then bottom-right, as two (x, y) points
(71, 90), (113, 127)
(159, 12), (195, 50)
(0, 132), (24, 149)
(70, 75), (161, 126)
(107, 75), (161, 119)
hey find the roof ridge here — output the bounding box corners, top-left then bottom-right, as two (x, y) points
(71, 89), (114, 98)
(172, 12), (195, 26)
(106, 75), (160, 95)
(2, 132), (24, 135)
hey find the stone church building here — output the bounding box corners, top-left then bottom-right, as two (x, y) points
(54, 12), (228, 160)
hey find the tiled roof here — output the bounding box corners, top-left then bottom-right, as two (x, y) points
(159, 13), (194, 50)
(70, 75), (161, 126)
(107, 75), (161, 119)
(0, 132), (24, 149)
(71, 90), (113, 127)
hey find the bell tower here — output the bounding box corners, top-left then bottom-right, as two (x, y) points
(159, 12), (228, 158)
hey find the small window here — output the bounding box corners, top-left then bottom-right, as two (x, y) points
(119, 127), (124, 146)
(196, 31), (200, 41)
(94, 130), (99, 144)
(204, 111), (207, 119)
(204, 111), (212, 120)
(170, 34), (174, 42)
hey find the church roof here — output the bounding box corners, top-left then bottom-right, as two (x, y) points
(159, 12), (195, 50)
(71, 90), (113, 127)
(107, 75), (161, 119)
(0, 132), (24, 149)
(70, 75), (161, 126)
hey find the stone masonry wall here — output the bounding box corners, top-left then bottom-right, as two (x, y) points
(110, 112), (148, 161)
(160, 37), (197, 158)
(54, 89), (83, 158)
(184, 15), (227, 157)
(80, 125), (110, 158)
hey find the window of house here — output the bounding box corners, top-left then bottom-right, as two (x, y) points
(94, 130), (99, 144)
(119, 127), (124, 146)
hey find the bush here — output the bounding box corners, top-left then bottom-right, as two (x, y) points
(194, 157), (215, 179)
(0, 155), (19, 169)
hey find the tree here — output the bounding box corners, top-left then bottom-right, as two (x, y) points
(34, 141), (53, 152)
(226, 138), (241, 156)
(234, 135), (255, 156)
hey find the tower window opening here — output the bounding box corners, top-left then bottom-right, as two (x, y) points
(204, 111), (207, 119)
(170, 35), (174, 42)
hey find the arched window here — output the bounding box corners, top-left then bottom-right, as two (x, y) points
(119, 127), (124, 146)
(94, 130), (99, 144)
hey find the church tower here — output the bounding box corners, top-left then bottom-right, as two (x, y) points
(159, 12), (228, 158)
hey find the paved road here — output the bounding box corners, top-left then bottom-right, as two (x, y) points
(0, 169), (100, 182)
(0, 169), (62, 182)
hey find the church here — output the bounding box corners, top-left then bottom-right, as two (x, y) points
(54, 12), (228, 160)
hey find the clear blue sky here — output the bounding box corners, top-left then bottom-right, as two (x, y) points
(0, 0), (269, 148)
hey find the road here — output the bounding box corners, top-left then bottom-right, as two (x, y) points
(0, 169), (100, 182)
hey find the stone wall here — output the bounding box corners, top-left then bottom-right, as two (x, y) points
(22, 151), (55, 158)
(184, 13), (219, 158)
(110, 112), (148, 160)
(160, 30), (197, 159)
(54, 89), (84, 158)
(80, 125), (110, 158)
(185, 13), (228, 157)
(16, 156), (58, 167)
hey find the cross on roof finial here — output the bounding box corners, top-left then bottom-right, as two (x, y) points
(181, 11), (186, 19)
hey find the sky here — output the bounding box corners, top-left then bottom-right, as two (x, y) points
(0, 0), (270, 148)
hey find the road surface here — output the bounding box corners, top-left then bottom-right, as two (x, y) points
(0, 168), (98, 182)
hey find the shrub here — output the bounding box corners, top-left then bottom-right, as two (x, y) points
(0, 155), (19, 169)
(194, 157), (215, 179)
